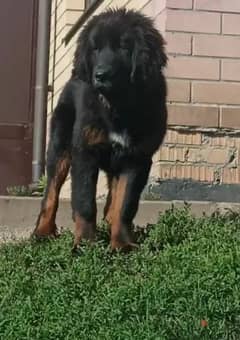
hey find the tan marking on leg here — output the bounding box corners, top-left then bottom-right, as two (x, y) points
(83, 126), (107, 145)
(110, 175), (137, 251)
(104, 177), (118, 225)
(34, 181), (58, 236)
(33, 154), (70, 237)
(73, 213), (96, 249)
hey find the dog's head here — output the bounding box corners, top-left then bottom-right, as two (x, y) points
(73, 9), (167, 98)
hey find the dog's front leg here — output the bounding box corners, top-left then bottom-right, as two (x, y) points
(110, 159), (152, 251)
(71, 148), (99, 250)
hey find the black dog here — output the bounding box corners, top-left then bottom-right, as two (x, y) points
(33, 8), (167, 251)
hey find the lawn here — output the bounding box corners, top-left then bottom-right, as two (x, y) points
(0, 206), (240, 339)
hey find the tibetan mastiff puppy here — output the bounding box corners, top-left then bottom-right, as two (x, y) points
(33, 8), (167, 251)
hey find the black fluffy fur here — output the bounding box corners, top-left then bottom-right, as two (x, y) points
(34, 8), (168, 250)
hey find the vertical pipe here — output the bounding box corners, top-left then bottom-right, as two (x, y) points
(32, 0), (52, 183)
(51, 0), (58, 114)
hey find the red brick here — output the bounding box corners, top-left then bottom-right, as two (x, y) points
(210, 136), (227, 147)
(187, 148), (230, 164)
(222, 168), (240, 184)
(159, 146), (187, 162)
(166, 9), (220, 33)
(167, 56), (220, 80)
(222, 14), (240, 35)
(168, 104), (219, 127)
(142, 0), (166, 18)
(166, 32), (191, 55)
(159, 163), (214, 181)
(193, 35), (240, 58)
(154, 10), (167, 33)
(210, 136), (240, 148)
(221, 60), (240, 82)
(164, 130), (202, 145)
(192, 82), (240, 105)
(150, 154), (161, 177)
(195, 0), (240, 13)
(167, 79), (190, 102)
(220, 107), (240, 129)
(167, 0), (193, 9)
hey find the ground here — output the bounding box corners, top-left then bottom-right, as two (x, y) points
(0, 206), (240, 339)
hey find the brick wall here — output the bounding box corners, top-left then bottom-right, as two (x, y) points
(47, 0), (240, 199)
(163, 0), (240, 186)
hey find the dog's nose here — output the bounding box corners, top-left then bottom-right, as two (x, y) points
(95, 69), (111, 83)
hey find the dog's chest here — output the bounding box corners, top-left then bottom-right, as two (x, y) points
(109, 131), (130, 149)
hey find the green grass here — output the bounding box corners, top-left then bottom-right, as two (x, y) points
(1, 206), (240, 339)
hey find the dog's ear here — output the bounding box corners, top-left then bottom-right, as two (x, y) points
(130, 33), (147, 82)
(131, 27), (167, 84)
(72, 31), (92, 82)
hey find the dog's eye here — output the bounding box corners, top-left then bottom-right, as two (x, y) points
(120, 36), (132, 51)
(120, 46), (131, 58)
(120, 41), (129, 50)
(120, 43), (130, 54)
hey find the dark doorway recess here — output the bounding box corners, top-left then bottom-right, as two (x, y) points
(0, 0), (38, 193)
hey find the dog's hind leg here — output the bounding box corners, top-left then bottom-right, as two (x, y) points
(33, 101), (73, 238)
